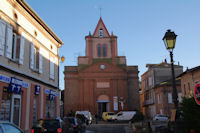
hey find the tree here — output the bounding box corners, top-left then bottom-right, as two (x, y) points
(181, 97), (200, 133)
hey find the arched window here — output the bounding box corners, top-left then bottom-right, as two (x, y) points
(99, 29), (103, 37)
(98, 44), (101, 57)
(103, 44), (107, 57)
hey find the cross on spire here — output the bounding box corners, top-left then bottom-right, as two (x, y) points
(99, 7), (102, 17)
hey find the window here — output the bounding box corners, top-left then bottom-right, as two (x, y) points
(34, 47), (39, 70)
(160, 109), (163, 115)
(50, 56), (55, 79)
(30, 44), (43, 73)
(97, 44), (101, 57)
(148, 77), (153, 88)
(184, 84), (186, 95)
(178, 93), (182, 103)
(188, 82), (190, 91)
(117, 113), (122, 116)
(11, 33), (17, 60)
(0, 19), (24, 64)
(11, 34), (24, 64)
(99, 29), (103, 37)
(45, 96), (55, 118)
(145, 79), (149, 90)
(0, 87), (11, 121)
(168, 93), (172, 103)
(33, 95), (38, 123)
(103, 44), (107, 57)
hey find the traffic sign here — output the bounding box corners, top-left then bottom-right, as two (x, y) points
(194, 83), (200, 105)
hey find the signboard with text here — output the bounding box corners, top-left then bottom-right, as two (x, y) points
(35, 85), (40, 95)
(49, 94), (55, 101)
(8, 77), (22, 93)
(113, 96), (118, 111)
(194, 83), (200, 105)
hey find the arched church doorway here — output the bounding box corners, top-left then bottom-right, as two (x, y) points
(96, 95), (109, 118)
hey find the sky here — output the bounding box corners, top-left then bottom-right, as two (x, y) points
(26, 0), (200, 90)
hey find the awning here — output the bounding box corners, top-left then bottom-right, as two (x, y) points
(96, 100), (110, 103)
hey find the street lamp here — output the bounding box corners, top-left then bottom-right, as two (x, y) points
(60, 56), (65, 118)
(162, 29), (179, 111)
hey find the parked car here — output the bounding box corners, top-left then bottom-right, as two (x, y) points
(0, 121), (24, 133)
(75, 111), (92, 125)
(153, 114), (169, 121)
(63, 117), (84, 133)
(102, 112), (115, 121)
(31, 118), (66, 133)
(75, 114), (87, 130)
(113, 111), (136, 121)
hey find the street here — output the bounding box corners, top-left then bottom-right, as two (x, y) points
(85, 123), (133, 133)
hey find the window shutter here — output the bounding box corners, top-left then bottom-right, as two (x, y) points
(19, 36), (25, 64)
(0, 19), (6, 56)
(5, 24), (13, 59)
(30, 43), (34, 69)
(50, 57), (54, 79)
(39, 47), (43, 73)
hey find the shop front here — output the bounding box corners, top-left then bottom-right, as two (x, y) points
(0, 74), (29, 127)
(44, 89), (58, 118)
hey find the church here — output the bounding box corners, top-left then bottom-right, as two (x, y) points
(64, 17), (140, 116)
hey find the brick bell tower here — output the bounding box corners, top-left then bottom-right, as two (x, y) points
(83, 17), (119, 65)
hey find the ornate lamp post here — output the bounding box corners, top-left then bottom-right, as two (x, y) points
(162, 29), (179, 111)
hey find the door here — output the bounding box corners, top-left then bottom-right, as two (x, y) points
(10, 94), (21, 127)
(98, 102), (108, 118)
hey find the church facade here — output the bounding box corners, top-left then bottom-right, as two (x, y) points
(64, 18), (140, 116)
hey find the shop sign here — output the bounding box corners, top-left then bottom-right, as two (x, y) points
(49, 94), (55, 101)
(45, 89), (51, 94)
(0, 74), (10, 83)
(22, 82), (29, 88)
(8, 77), (22, 93)
(45, 89), (58, 100)
(51, 91), (59, 96)
(45, 89), (59, 96)
(35, 85), (40, 95)
(0, 74), (29, 88)
(113, 96), (118, 111)
(194, 83), (200, 105)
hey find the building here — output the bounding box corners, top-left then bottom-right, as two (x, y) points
(140, 61), (183, 119)
(153, 79), (182, 116)
(0, 0), (63, 131)
(178, 66), (200, 98)
(64, 17), (140, 116)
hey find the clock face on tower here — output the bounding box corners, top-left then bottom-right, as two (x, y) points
(100, 65), (105, 69)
